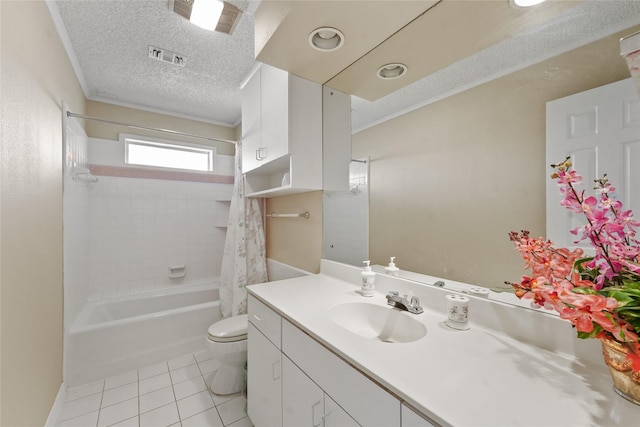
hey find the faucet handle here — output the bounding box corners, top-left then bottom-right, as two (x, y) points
(410, 296), (421, 309)
(387, 291), (399, 297)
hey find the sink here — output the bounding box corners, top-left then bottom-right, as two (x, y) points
(328, 302), (427, 343)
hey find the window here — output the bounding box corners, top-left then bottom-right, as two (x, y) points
(123, 136), (214, 172)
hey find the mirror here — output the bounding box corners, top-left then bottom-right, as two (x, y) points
(322, 1), (640, 311)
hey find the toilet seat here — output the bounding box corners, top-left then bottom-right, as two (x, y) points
(208, 314), (248, 343)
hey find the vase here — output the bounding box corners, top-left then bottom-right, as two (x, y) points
(601, 338), (640, 405)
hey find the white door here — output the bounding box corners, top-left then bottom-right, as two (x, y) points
(546, 78), (640, 250)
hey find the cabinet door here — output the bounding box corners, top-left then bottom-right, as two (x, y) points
(282, 356), (324, 427)
(241, 69), (262, 173)
(247, 323), (282, 427)
(260, 64), (290, 163)
(324, 395), (360, 427)
(401, 404), (437, 427)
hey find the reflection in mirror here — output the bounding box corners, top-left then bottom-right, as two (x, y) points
(323, 158), (369, 266)
(323, 13), (640, 312)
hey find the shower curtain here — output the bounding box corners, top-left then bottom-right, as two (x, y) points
(219, 141), (268, 317)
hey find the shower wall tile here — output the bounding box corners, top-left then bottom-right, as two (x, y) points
(86, 176), (232, 299)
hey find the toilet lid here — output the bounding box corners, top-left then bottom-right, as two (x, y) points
(208, 314), (248, 342)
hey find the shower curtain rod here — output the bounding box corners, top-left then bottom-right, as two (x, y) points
(66, 111), (237, 145)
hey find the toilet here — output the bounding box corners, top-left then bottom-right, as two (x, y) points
(206, 314), (248, 395)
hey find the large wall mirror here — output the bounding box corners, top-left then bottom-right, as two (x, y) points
(322, 1), (640, 311)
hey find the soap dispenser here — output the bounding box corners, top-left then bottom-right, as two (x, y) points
(360, 260), (376, 297)
(385, 257), (399, 276)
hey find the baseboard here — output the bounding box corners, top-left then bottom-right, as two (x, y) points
(44, 383), (66, 427)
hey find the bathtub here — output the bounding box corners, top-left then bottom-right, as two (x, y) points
(65, 282), (221, 386)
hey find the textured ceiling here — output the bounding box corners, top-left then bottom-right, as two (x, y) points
(51, 1), (640, 131)
(52, 0), (257, 126)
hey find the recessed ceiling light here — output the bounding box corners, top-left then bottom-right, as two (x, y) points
(308, 27), (345, 52)
(377, 63), (408, 80)
(509, 0), (546, 8)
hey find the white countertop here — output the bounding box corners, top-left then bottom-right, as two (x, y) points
(248, 261), (640, 427)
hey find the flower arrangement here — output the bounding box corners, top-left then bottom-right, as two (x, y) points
(507, 157), (640, 373)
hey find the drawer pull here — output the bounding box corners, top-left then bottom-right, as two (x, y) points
(252, 314), (262, 322)
(272, 359), (281, 380)
(311, 401), (323, 427)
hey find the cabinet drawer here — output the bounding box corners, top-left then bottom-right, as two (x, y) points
(282, 320), (400, 427)
(248, 295), (282, 348)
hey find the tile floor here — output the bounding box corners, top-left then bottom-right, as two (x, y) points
(56, 350), (253, 427)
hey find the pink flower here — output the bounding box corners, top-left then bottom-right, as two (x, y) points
(509, 159), (640, 374)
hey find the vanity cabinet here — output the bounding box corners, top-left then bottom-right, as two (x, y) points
(282, 319), (401, 427)
(241, 63), (323, 197)
(282, 356), (359, 427)
(401, 405), (438, 427)
(247, 294), (438, 427)
(247, 296), (282, 427)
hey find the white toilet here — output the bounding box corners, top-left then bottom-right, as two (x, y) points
(206, 314), (249, 395)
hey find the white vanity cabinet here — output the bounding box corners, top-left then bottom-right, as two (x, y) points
(282, 356), (359, 427)
(247, 296), (282, 427)
(282, 319), (401, 427)
(241, 62), (323, 197)
(247, 295), (437, 427)
(401, 405), (438, 427)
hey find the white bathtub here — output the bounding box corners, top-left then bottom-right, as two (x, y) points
(65, 283), (221, 386)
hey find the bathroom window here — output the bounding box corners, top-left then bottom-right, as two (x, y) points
(123, 135), (215, 172)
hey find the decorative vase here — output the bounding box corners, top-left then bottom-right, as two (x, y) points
(601, 338), (640, 405)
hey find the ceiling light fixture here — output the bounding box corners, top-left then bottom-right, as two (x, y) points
(190, 0), (224, 31)
(377, 63), (408, 80)
(510, 0), (547, 8)
(308, 27), (345, 52)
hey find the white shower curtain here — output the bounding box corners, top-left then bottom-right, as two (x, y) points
(219, 141), (268, 317)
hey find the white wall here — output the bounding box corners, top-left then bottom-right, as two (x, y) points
(63, 117), (92, 330)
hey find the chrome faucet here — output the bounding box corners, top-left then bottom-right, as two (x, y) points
(386, 291), (423, 314)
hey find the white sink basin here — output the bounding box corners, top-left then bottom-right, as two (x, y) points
(328, 302), (427, 343)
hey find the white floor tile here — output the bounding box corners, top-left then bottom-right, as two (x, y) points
(58, 393), (102, 422)
(140, 385), (175, 414)
(180, 407), (224, 427)
(227, 416), (253, 427)
(102, 382), (138, 408)
(170, 363), (201, 383)
(139, 361), (169, 380)
(173, 376), (207, 400)
(56, 352), (246, 427)
(194, 349), (213, 363)
(139, 372), (172, 395)
(168, 353), (196, 370)
(210, 391), (241, 407)
(56, 410), (99, 427)
(65, 380), (104, 402)
(104, 370), (138, 390)
(109, 415), (138, 427)
(216, 396), (247, 426)
(177, 390), (215, 420)
(197, 358), (221, 375)
(97, 398), (138, 427)
(140, 402), (180, 427)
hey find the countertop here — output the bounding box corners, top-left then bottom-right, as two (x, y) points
(247, 261), (640, 427)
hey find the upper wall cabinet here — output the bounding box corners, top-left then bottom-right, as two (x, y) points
(253, 0), (580, 101)
(253, 0), (437, 86)
(242, 63), (349, 197)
